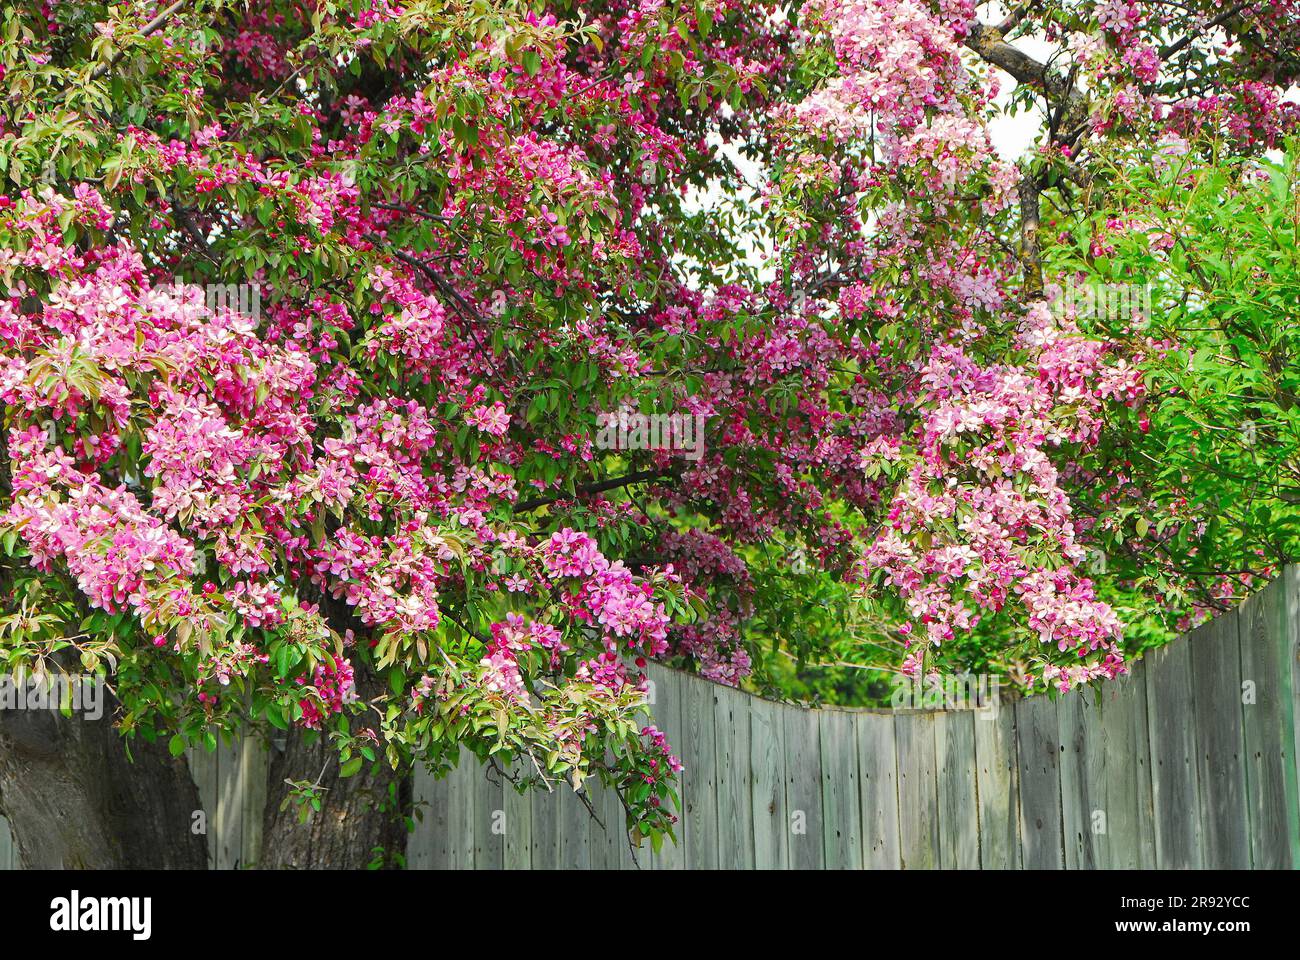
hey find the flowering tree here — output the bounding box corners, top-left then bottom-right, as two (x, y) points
(0, 0), (1295, 866)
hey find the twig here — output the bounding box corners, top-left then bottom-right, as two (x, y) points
(513, 467), (678, 513)
(91, 0), (187, 80)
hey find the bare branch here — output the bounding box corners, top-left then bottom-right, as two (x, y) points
(513, 467), (678, 514)
(964, 21), (1090, 135)
(1160, 2), (1253, 59)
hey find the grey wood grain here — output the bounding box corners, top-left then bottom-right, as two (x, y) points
(1016, 694), (1064, 869)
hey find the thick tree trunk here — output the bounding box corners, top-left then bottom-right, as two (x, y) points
(0, 689), (207, 869)
(259, 662), (411, 869)
(260, 729), (411, 869)
(0, 661), (409, 868)
(0, 697), (412, 869)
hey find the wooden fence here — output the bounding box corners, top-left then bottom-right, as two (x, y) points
(407, 569), (1300, 869)
(2, 569), (1298, 869)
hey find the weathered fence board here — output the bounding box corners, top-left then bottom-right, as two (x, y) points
(1189, 612), (1251, 869)
(408, 760), (440, 869)
(590, 779), (635, 870)
(557, 779), (591, 870)
(1016, 694), (1064, 869)
(452, 757), (477, 869)
(240, 739), (269, 869)
(683, 680), (719, 869)
(474, 764), (505, 870)
(1058, 688), (1103, 869)
(1238, 578), (1300, 867)
(974, 699), (1020, 868)
(819, 709), (862, 869)
(783, 704), (825, 869)
(857, 713), (901, 869)
(1145, 633), (1203, 868)
(528, 765), (560, 869)
(715, 684), (754, 869)
(935, 710), (979, 869)
(895, 712), (940, 869)
(503, 761), (533, 870)
(1286, 568), (1300, 866)
(1098, 658), (1156, 868)
(0, 815), (15, 870)
(750, 697), (789, 869)
(649, 666), (687, 870)
(188, 734), (269, 869)
(188, 742), (218, 865)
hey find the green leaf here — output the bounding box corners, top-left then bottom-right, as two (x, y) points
(339, 757), (364, 778)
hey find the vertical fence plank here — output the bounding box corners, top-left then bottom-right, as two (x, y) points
(819, 709), (862, 869)
(589, 779), (636, 870)
(407, 764), (441, 868)
(434, 756), (458, 869)
(895, 713), (939, 869)
(784, 705), (825, 869)
(213, 735), (244, 869)
(433, 765), (457, 869)
(974, 698), (1020, 868)
(1189, 611), (1251, 868)
(1097, 658), (1156, 868)
(858, 713), (901, 869)
(473, 764), (505, 870)
(187, 745), (219, 868)
(528, 778), (560, 868)
(648, 667), (687, 869)
(683, 678), (719, 869)
(715, 684), (755, 868)
(935, 710), (979, 869)
(1145, 637), (1203, 869)
(503, 761), (533, 870)
(451, 761), (474, 869)
(1058, 688), (1105, 869)
(1239, 577), (1300, 868)
(1287, 567), (1300, 866)
(750, 697), (789, 869)
(1016, 695), (1064, 869)
(239, 738), (269, 870)
(584, 782), (608, 871)
(0, 815), (15, 870)
(557, 778), (591, 870)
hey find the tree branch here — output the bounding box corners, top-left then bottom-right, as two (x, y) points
(91, 0), (188, 80)
(964, 21), (1090, 135)
(1159, 2), (1253, 60)
(513, 468), (677, 514)
(1017, 173), (1043, 297)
